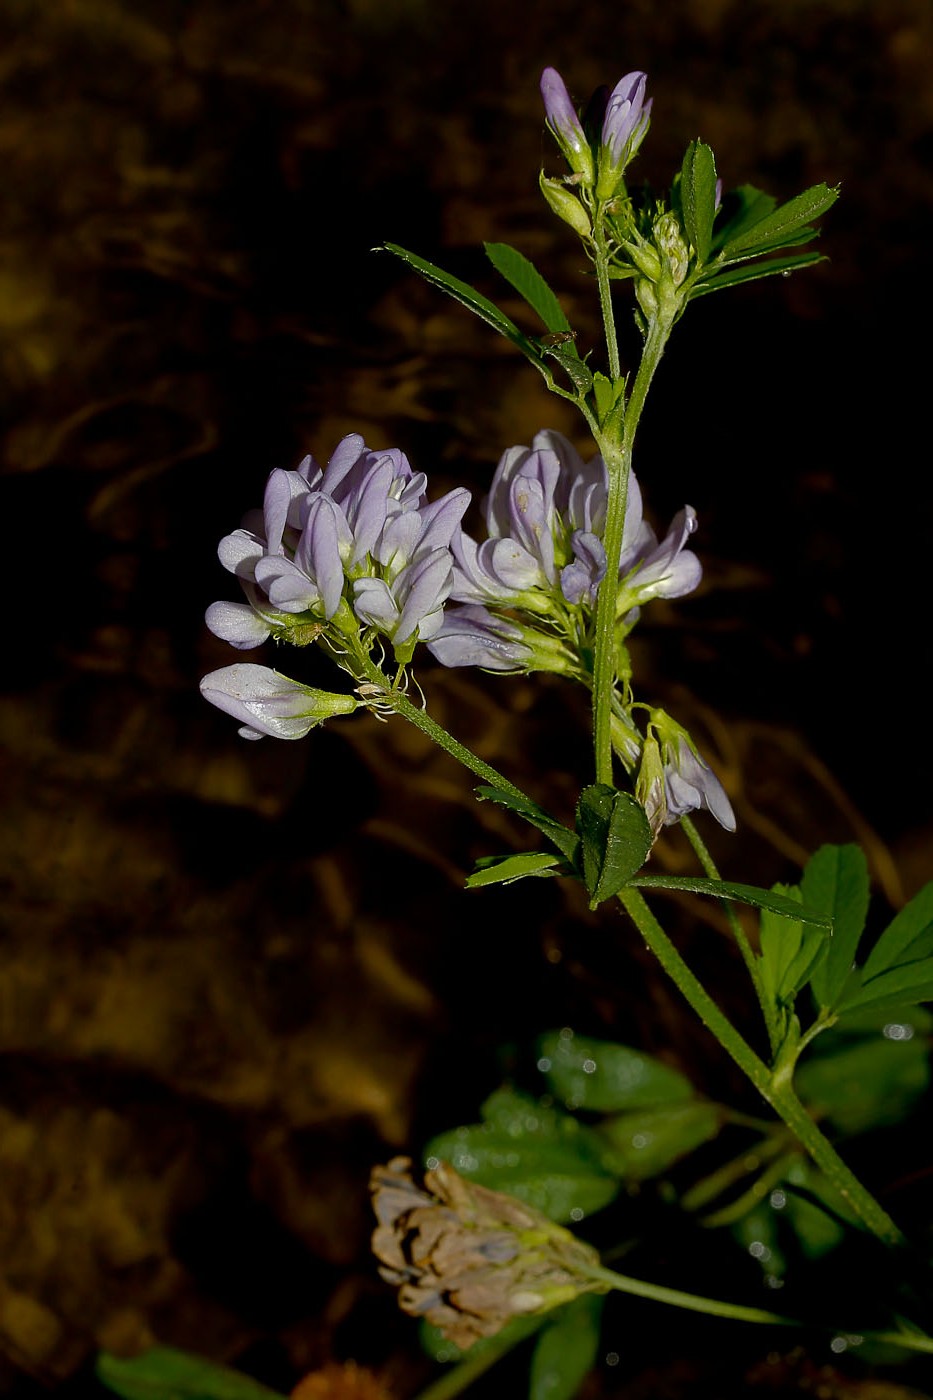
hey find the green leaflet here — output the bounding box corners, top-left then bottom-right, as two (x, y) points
(717, 182), (839, 259)
(796, 1027), (930, 1135)
(466, 851), (567, 888)
(381, 242), (549, 377)
(474, 784), (580, 862)
(97, 1348), (287, 1400)
(484, 240), (578, 349)
(805, 844), (870, 1010)
(529, 1295), (604, 1400)
(679, 140), (718, 265)
(759, 883), (828, 1014)
(538, 1030), (695, 1112)
(597, 1100), (722, 1181)
(628, 874), (832, 926)
(710, 183), (777, 254)
(575, 784), (652, 908)
(691, 249), (826, 297)
(425, 1086), (619, 1223)
(861, 879), (933, 982)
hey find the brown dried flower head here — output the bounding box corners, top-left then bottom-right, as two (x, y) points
(370, 1156), (606, 1350)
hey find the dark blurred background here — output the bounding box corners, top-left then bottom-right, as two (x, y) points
(1, 1), (932, 1396)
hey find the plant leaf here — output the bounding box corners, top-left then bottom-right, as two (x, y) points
(575, 784), (652, 907)
(474, 784), (579, 862)
(759, 883), (830, 1012)
(484, 241), (578, 351)
(718, 182), (838, 259)
(382, 243), (548, 374)
(97, 1349), (287, 1400)
(425, 1087), (619, 1223)
(538, 1030), (695, 1112)
(836, 958), (933, 1017)
(541, 346), (593, 393)
(597, 1100), (722, 1180)
(466, 852), (567, 888)
(529, 1295), (604, 1400)
(690, 250), (826, 297)
(805, 845), (870, 1010)
(680, 140), (718, 265)
(628, 875), (832, 926)
(861, 880), (933, 982)
(796, 1029), (929, 1135)
(710, 184), (777, 253)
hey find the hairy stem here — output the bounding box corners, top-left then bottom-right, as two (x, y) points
(591, 314), (670, 785)
(618, 887), (907, 1250)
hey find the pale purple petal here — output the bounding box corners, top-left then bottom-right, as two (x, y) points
(427, 606), (531, 671)
(352, 576), (399, 632)
(394, 549), (453, 643)
(376, 509), (423, 570)
(340, 459), (393, 565)
(296, 495), (346, 618)
(602, 72), (648, 164)
(485, 445), (533, 538)
(540, 68), (588, 156)
(664, 738), (735, 831)
(617, 472), (652, 573)
(263, 468), (312, 554)
(205, 600), (271, 648)
(560, 531), (606, 604)
(319, 433), (367, 495)
(508, 473), (556, 583)
(254, 555), (320, 612)
(200, 663), (354, 741)
(631, 507), (702, 599)
(217, 528), (264, 579)
(415, 488), (471, 554)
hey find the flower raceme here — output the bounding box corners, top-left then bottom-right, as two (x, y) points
(200, 430), (732, 834)
(428, 429), (701, 671)
(204, 434), (470, 666)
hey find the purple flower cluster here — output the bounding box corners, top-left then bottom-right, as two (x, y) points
(428, 429), (700, 671)
(205, 435), (470, 659)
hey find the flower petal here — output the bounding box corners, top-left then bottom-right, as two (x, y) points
(205, 600), (271, 648)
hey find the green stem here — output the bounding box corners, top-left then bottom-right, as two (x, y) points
(681, 815), (780, 1057)
(681, 1128), (793, 1214)
(582, 1266), (933, 1357)
(618, 887), (907, 1250)
(593, 216), (621, 381)
(358, 654), (532, 807)
(583, 1262), (794, 1327)
(590, 315), (670, 785)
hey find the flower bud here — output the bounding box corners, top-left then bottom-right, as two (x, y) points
(200, 663), (358, 741)
(539, 173), (592, 239)
(540, 68), (595, 184)
(653, 211), (690, 287)
(596, 72), (651, 199)
(635, 276), (659, 320)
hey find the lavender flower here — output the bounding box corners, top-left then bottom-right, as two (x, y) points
(540, 68), (594, 183)
(199, 663), (358, 741)
(446, 430), (699, 617)
(205, 435), (469, 663)
(601, 71), (651, 172)
(636, 711), (735, 834)
(427, 605), (576, 674)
